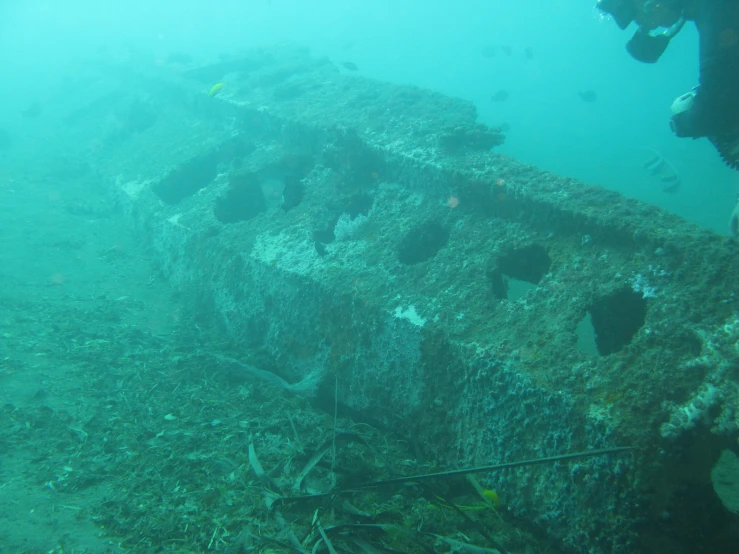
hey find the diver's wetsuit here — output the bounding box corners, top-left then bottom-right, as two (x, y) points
(681, 0), (739, 138)
(600, 0), (739, 165)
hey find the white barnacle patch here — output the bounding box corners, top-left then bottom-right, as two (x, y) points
(393, 305), (426, 327)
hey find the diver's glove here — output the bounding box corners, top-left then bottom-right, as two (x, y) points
(670, 87), (739, 169)
(670, 88), (706, 138)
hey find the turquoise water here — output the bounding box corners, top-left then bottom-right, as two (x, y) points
(1, 2), (737, 553)
(1, 0), (735, 230)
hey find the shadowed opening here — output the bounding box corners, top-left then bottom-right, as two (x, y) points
(489, 244), (551, 301)
(398, 221), (449, 265)
(214, 174), (266, 223)
(589, 287), (647, 355)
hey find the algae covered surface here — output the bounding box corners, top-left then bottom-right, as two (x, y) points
(0, 159), (556, 553)
(0, 183), (554, 554)
(2, 45), (739, 554)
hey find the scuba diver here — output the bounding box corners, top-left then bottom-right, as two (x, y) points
(596, 0), (739, 171)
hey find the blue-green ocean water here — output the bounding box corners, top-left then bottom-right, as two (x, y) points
(0, 0), (735, 231)
(1, 2), (738, 552)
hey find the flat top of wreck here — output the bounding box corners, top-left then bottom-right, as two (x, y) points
(178, 47), (733, 254)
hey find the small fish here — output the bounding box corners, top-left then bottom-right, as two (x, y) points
(525, 47), (534, 60)
(501, 45), (512, 56)
(660, 173), (680, 192)
(481, 45), (498, 59)
(481, 489), (501, 508)
(314, 240), (327, 257)
(282, 175), (304, 212)
(208, 82), (226, 96)
(578, 90), (598, 102)
(491, 90), (509, 102)
(21, 102), (42, 118)
(639, 147), (680, 192)
(340, 61), (358, 71)
(643, 153), (665, 175)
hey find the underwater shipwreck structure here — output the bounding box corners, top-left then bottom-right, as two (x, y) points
(62, 47), (739, 552)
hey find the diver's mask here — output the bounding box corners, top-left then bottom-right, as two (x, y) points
(626, 15), (686, 63)
(597, 0), (686, 63)
(596, 0), (638, 30)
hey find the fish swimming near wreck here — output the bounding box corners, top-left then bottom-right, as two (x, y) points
(209, 82), (226, 96)
(481, 45), (498, 58)
(636, 147), (681, 192)
(578, 90), (598, 102)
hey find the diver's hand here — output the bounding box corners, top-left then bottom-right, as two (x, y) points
(671, 89), (739, 169)
(671, 86), (739, 140)
(670, 110), (700, 138)
(670, 89), (708, 138)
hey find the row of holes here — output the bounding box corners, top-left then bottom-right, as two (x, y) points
(152, 154), (647, 357)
